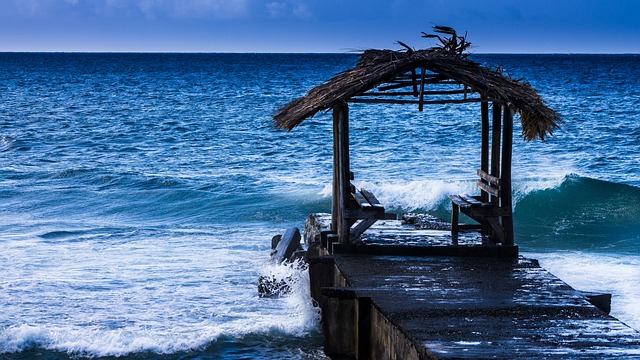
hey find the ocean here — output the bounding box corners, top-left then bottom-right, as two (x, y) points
(0, 52), (638, 359)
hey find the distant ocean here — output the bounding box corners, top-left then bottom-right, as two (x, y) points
(0, 53), (638, 359)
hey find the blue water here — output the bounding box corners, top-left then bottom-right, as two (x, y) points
(0, 53), (639, 359)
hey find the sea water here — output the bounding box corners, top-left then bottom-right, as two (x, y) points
(0, 53), (638, 359)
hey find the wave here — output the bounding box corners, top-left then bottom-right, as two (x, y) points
(526, 251), (640, 331)
(0, 259), (322, 359)
(323, 174), (639, 252)
(514, 174), (640, 251)
(324, 175), (567, 217)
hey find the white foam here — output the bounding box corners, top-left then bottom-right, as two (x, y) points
(321, 179), (476, 212)
(318, 171), (581, 214)
(527, 251), (640, 331)
(0, 227), (323, 358)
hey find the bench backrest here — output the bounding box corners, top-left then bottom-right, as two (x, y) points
(476, 169), (501, 203)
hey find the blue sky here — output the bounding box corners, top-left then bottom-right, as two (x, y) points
(1, 0), (639, 53)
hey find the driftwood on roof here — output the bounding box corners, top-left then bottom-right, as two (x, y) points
(274, 27), (560, 141)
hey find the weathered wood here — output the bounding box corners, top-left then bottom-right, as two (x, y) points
(460, 194), (492, 207)
(490, 102), (502, 206)
(418, 67), (426, 111)
(450, 194), (494, 209)
(271, 227), (301, 264)
(360, 189), (384, 209)
(501, 106), (514, 246)
(449, 194), (473, 208)
(451, 202), (459, 234)
(449, 194), (490, 208)
(476, 180), (500, 198)
(480, 101), (490, 203)
(357, 89), (471, 97)
(348, 97), (490, 105)
(333, 103), (351, 244)
(345, 209), (388, 220)
(350, 219), (378, 240)
(477, 168), (500, 186)
(410, 68), (418, 97)
(376, 79), (462, 91)
(332, 106), (339, 232)
(352, 191), (373, 209)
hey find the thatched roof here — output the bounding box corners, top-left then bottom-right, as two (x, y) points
(274, 28), (560, 141)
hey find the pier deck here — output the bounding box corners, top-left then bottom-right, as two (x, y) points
(305, 215), (640, 359)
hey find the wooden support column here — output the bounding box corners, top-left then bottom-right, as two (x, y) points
(331, 107), (340, 232)
(490, 102), (502, 206)
(480, 100), (490, 202)
(418, 68), (426, 112)
(501, 106), (514, 246)
(332, 102), (351, 244)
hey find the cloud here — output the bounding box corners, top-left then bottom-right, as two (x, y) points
(5, 0), (250, 20)
(264, 1), (310, 19)
(138, 0), (250, 19)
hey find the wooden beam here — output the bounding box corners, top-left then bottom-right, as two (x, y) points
(418, 67), (426, 111)
(476, 180), (500, 198)
(348, 97), (491, 105)
(332, 106), (339, 231)
(376, 79), (460, 91)
(480, 101), (490, 202)
(477, 169), (500, 186)
(410, 69), (418, 97)
(490, 102), (502, 206)
(333, 102), (351, 244)
(501, 106), (514, 246)
(357, 89), (472, 97)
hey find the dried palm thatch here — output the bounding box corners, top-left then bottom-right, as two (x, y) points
(274, 27), (560, 141)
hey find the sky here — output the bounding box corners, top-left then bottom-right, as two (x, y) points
(1, 0), (639, 53)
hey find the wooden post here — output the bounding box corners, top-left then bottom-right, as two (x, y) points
(501, 106), (514, 246)
(490, 102), (502, 206)
(418, 68), (426, 112)
(480, 100), (490, 202)
(333, 102), (351, 244)
(331, 106), (340, 232)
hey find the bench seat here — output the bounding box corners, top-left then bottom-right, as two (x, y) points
(449, 169), (511, 244)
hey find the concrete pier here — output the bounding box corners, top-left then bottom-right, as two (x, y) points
(304, 214), (640, 359)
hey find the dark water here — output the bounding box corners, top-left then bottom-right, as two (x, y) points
(0, 53), (638, 359)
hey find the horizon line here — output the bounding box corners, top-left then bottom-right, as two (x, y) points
(1, 50), (639, 55)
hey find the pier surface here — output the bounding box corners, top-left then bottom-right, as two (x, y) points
(305, 214), (640, 359)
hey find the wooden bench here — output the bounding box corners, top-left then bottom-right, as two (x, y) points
(346, 186), (395, 240)
(448, 169), (511, 244)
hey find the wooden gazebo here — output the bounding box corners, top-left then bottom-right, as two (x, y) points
(275, 27), (560, 248)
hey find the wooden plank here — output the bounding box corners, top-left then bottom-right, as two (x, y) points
(332, 104), (339, 231)
(451, 201), (459, 234)
(360, 189), (384, 209)
(357, 89), (471, 97)
(350, 219), (377, 239)
(476, 180), (500, 198)
(448, 194), (473, 208)
(345, 209), (386, 220)
(418, 67), (426, 112)
(410, 69), (418, 97)
(348, 98), (490, 105)
(352, 191), (373, 209)
(271, 227), (301, 264)
(477, 169), (500, 186)
(376, 79), (461, 91)
(461, 206), (511, 218)
(501, 106), (514, 246)
(460, 194), (492, 207)
(480, 100), (490, 203)
(334, 103), (351, 244)
(491, 102), (502, 206)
